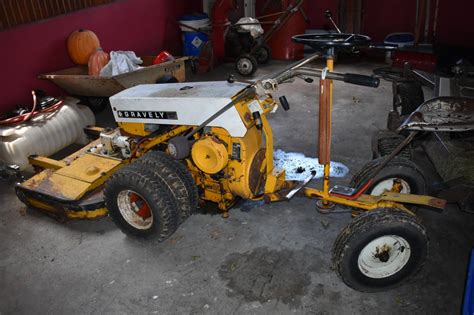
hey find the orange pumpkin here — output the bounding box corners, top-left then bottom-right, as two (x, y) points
(67, 29), (100, 65)
(88, 48), (110, 75)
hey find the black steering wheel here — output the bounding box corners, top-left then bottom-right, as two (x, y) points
(292, 33), (372, 50)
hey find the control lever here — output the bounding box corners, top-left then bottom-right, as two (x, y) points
(368, 44), (399, 51)
(227, 74), (254, 85)
(279, 96), (290, 111)
(324, 10), (342, 34)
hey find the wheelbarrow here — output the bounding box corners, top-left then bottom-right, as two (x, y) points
(38, 57), (188, 112)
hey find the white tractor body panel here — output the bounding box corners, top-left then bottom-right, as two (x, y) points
(109, 81), (249, 137)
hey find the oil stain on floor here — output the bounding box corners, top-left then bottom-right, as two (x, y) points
(218, 245), (325, 308)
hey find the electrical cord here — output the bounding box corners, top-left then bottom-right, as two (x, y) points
(0, 91), (64, 126)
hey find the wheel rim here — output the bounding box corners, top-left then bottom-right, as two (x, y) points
(357, 235), (411, 279)
(117, 190), (153, 230)
(370, 178), (411, 195)
(237, 58), (253, 75)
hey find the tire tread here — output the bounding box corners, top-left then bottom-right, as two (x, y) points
(104, 163), (179, 241)
(332, 208), (428, 292)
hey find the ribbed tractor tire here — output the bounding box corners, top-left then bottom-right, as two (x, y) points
(332, 208), (428, 292)
(393, 81), (424, 115)
(376, 134), (412, 160)
(104, 163), (179, 241)
(136, 151), (198, 223)
(350, 157), (426, 197)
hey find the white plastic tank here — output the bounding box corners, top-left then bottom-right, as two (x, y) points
(0, 97), (95, 170)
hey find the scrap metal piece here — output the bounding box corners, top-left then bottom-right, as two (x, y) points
(399, 97), (474, 132)
(285, 171), (316, 199)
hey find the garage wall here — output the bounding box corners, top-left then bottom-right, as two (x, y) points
(0, 0), (201, 114)
(435, 0), (474, 47)
(306, 0), (338, 30)
(361, 0), (416, 42)
(308, 0), (474, 47)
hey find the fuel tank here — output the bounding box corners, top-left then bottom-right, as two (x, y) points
(0, 97), (95, 170)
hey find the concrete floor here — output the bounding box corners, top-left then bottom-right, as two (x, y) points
(1, 56), (473, 314)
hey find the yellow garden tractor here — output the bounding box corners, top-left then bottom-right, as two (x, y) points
(16, 33), (446, 292)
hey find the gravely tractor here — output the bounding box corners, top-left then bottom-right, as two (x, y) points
(15, 34), (446, 292)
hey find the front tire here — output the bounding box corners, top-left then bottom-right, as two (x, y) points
(104, 163), (179, 240)
(333, 208), (428, 292)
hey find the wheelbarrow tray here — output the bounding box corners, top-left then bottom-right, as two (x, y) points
(38, 57), (187, 97)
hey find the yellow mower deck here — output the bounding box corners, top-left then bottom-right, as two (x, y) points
(16, 138), (123, 219)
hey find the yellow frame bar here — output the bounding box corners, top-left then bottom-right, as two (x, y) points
(28, 156), (67, 170)
(302, 187), (446, 212)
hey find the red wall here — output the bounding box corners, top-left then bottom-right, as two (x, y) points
(435, 0), (474, 47)
(361, 0), (416, 42)
(307, 0), (474, 47)
(0, 0), (201, 113)
(361, 0), (474, 46)
(306, 0), (338, 30)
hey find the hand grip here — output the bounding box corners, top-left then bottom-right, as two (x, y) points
(343, 73), (380, 88)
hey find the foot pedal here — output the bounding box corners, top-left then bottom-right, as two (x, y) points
(285, 171), (316, 200)
(330, 185), (357, 197)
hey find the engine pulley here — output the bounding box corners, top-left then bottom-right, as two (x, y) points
(191, 137), (229, 174)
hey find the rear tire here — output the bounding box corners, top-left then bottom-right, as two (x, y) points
(104, 163), (179, 240)
(333, 208), (428, 292)
(136, 151), (198, 223)
(350, 157), (426, 197)
(373, 131), (412, 160)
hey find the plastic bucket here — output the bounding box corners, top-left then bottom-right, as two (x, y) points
(384, 32), (415, 64)
(182, 31), (208, 56)
(384, 32), (415, 48)
(179, 14), (210, 56)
